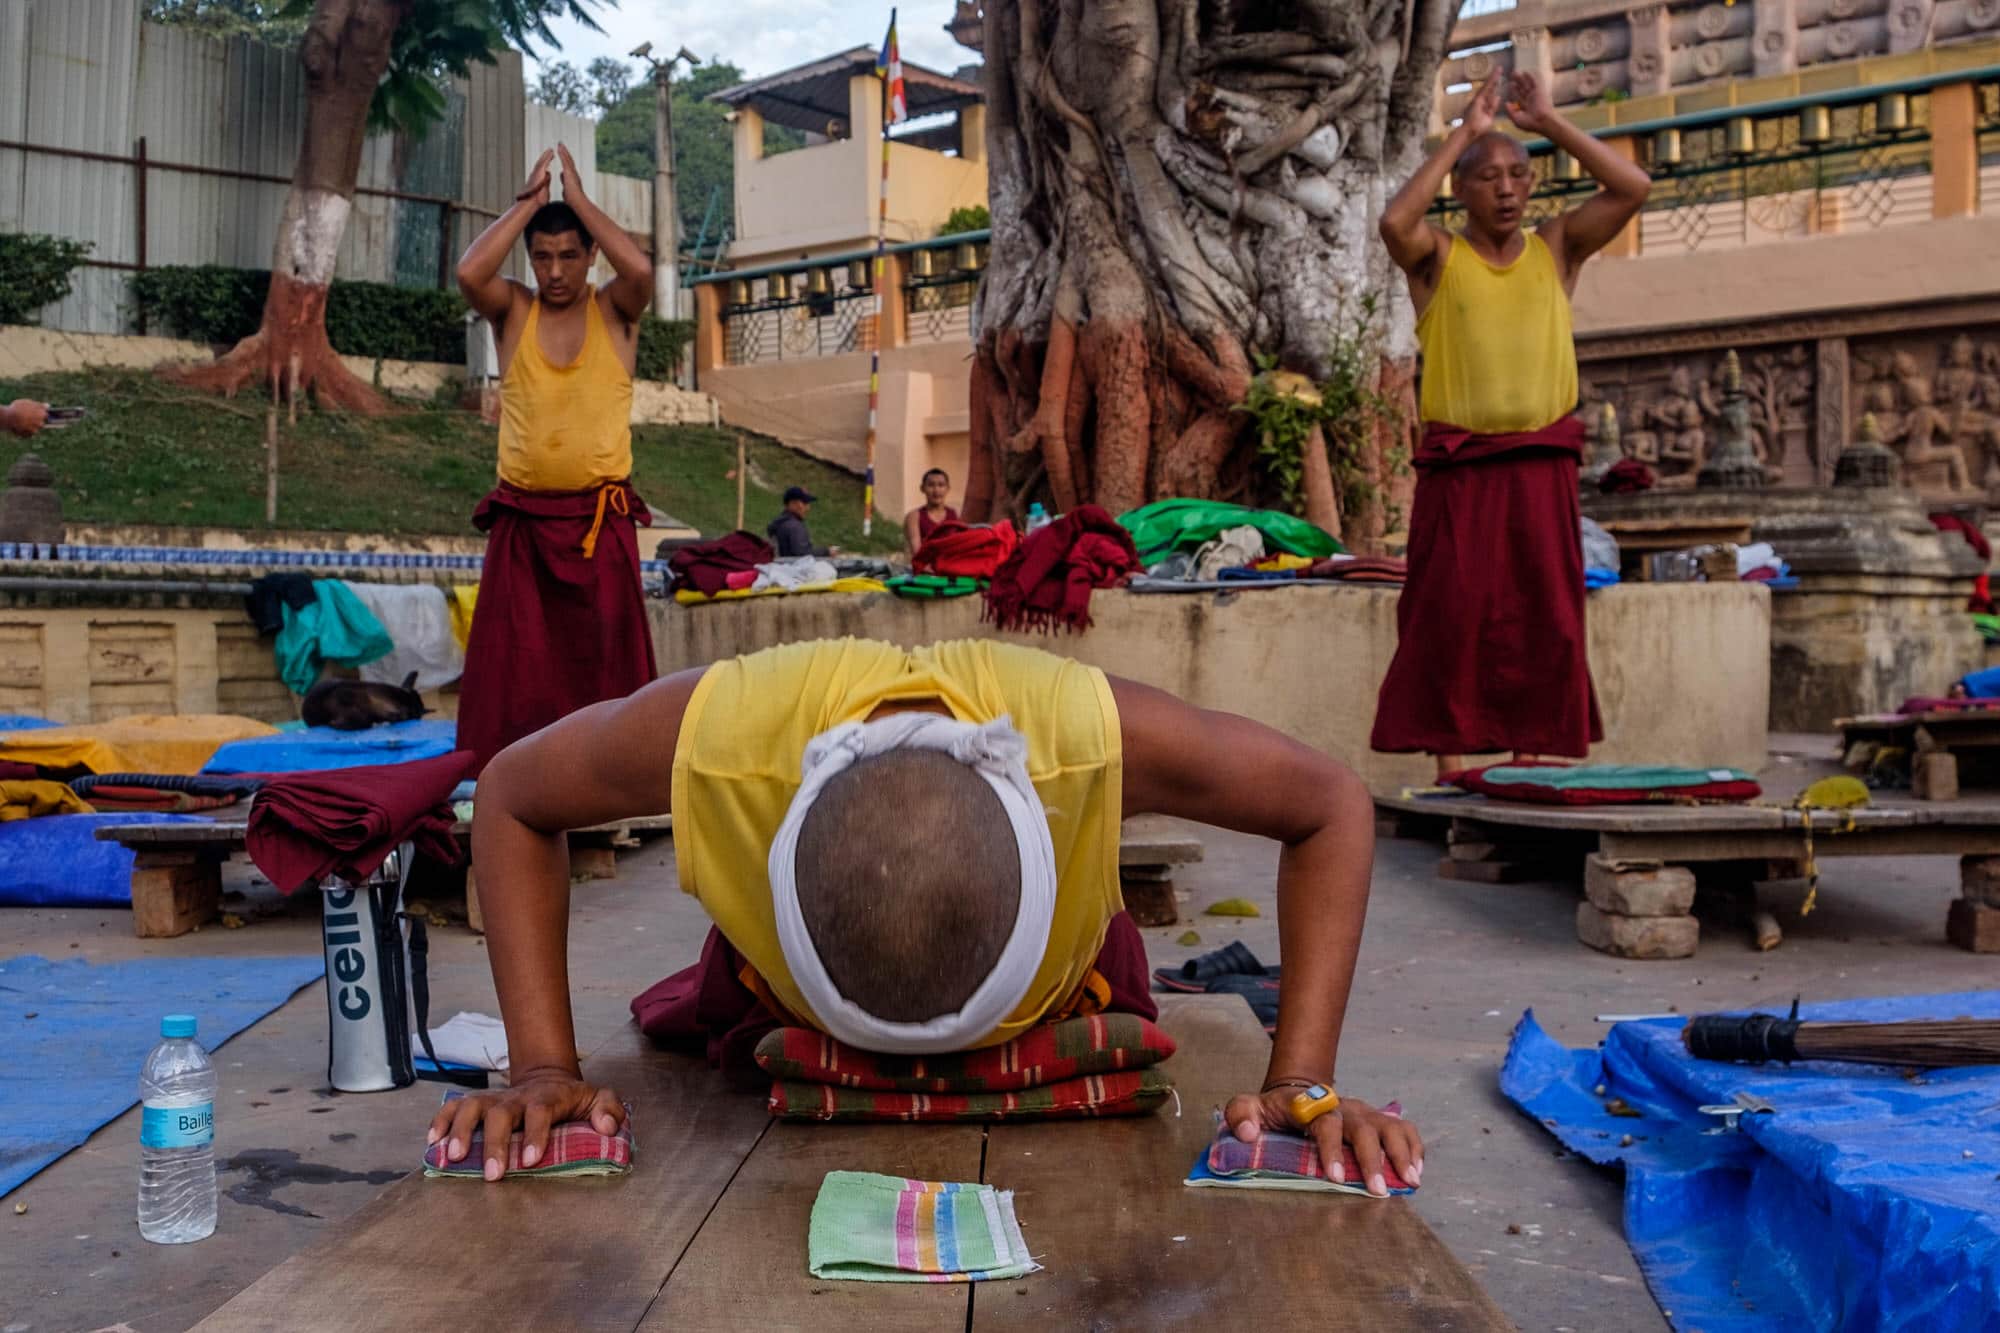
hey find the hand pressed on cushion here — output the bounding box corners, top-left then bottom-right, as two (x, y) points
(1221, 1089), (1423, 1199)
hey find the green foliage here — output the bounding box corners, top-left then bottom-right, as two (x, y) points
(596, 60), (804, 239)
(144, 0), (309, 43)
(1234, 294), (1405, 529)
(939, 205), (991, 237)
(939, 206), (991, 238)
(636, 315), (694, 382)
(132, 266), (470, 363)
(532, 59), (593, 115)
(0, 235), (92, 326)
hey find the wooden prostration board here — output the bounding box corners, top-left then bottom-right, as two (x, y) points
(196, 998), (1506, 1330)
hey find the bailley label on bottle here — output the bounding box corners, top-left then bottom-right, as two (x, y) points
(141, 1102), (214, 1149)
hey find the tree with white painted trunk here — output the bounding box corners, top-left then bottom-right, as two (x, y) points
(970, 0), (1455, 547)
(166, 0), (608, 414)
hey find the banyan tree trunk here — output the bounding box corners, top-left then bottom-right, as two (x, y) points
(968, 0), (1453, 546)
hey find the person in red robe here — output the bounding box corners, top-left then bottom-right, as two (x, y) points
(1371, 70), (1651, 778)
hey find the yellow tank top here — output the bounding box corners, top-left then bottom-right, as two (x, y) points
(1417, 231), (1577, 434)
(671, 638), (1124, 1049)
(497, 286), (634, 492)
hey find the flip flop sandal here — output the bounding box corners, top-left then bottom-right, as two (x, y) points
(1152, 940), (1271, 993)
(1202, 973), (1281, 1031)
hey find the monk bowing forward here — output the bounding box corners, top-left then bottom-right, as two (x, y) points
(454, 145), (659, 772)
(1371, 71), (1650, 778)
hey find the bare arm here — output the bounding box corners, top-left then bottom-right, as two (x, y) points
(1510, 73), (1651, 276)
(456, 149), (552, 326)
(428, 668), (704, 1178)
(557, 143), (655, 324)
(904, 510), (924, 557)
(1113, 677), (1422, 1195)
(1379, 72), (1502, 278)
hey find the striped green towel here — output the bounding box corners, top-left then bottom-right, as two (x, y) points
(807, 1171), (1039, 1282)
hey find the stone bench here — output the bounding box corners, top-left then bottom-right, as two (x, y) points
(189, 995), (1508, 1332)
(1118, 815), (1205, 927)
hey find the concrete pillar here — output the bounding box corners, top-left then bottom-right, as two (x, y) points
(959, 103), (987, 163)
(876, 367), (936, 524)
(693, 282), (725, 378)
(732, 106), (765, 163)
(1752, 0), (1800, 77)
(173, 620), (218, 716)
(878, 250), (909, 351)
(1931, 82), (1980, 220)
(1601, 135), (1643, 258)
(42, 615), (88, 723)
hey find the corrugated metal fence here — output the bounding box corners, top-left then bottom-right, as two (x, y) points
(0, 0), (648, 335)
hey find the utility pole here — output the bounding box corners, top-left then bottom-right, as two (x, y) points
(631, 43), (700, 327)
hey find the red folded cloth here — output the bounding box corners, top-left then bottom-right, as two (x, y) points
(1598, 457), (1656, 495)
(983, 505), (1138, 633)
(1931, 513), (1992, 562)
(1307, 556), (1408, 583)
(913, 520), (1020, 579)
(245, 751), (477, 894)
(667, 531), (774, 596)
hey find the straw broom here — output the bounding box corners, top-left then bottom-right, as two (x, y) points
(1683, 1000), (2000, 1069)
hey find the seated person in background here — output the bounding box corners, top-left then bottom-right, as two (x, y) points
(767, 486), (831, 559)
(3, 399), (48, 438)
(903, 468), (960, 557)
(433, 638), (1423, 1197)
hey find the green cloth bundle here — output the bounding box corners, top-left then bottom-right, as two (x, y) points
(807, 1171), (1038, 1282)
(884, 574), (986, 600)
(1117, 498), (1343, 565)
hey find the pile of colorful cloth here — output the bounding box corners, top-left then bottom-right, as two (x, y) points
(247, 574), (474, 696)
(666, 533), (889, 604)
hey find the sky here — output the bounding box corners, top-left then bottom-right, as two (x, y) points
(525, 1), (975, 85)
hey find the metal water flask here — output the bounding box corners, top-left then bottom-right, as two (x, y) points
(321, 847), (416, 1093)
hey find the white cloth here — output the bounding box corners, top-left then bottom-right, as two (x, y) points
(424, 1011), (509, 1071)
(766, 712), (1057, 1055)
(752, 557), (838, 591)
(1192, 525), (1266, 581)
(346, 582), (464, 691)
(1580, 517), (1620, 574)
(1735, 542), (1780, 578)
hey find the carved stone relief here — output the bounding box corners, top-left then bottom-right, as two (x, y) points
(1848, 332), (2000, 497)
(1576, 346), (1812, 488)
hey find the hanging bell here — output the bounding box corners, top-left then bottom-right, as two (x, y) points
(1552, 149), (1582, 181)
(955, 241), (984, 273)
(768, 272), (792, 302)
(1797, 104), (1832, 144)
(1652, 127), (1683, 168)
(911, 248), (938, 279)
(727, 278), (751, 307)
(806, 267), (833, 297)
(1874, 91), (1910, 134)
(848, 259), (871, 289)
(1725, 115), (1755, 156)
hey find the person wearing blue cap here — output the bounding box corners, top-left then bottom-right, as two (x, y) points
(767, 485), (832, 559)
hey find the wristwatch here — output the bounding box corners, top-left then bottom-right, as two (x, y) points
(1287, 1082), (1341, 1127)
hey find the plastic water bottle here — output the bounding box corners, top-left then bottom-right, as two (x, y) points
(1026, 503), (1051, 533)
(137, 1014), (217, 1244)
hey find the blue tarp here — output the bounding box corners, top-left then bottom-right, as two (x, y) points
(1503, 993), (2000, 1332)
(0, 812), (211, 907)
(201, 719), (458, 775)
(0, 953), (324, 1198)
(0, 716), (56, 731)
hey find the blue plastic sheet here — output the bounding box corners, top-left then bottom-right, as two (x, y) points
(1502, 993), (2000, 1332)
(201, 719), (458, 775)
(0, 813), (211, 908)
(0, 953), (324, 1198)
(0, 715), (56, 731)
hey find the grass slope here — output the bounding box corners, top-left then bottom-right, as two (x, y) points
(0, 368), (901, 552)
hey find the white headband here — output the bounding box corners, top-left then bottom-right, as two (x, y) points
(767, 712), (1056, 1054)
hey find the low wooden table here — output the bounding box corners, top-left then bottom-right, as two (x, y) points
(1378, 790), (2000, 955)
(1838, 708), (2000, 801)
(191, 995), (1507, 1331)
(93, 813), (673, 939)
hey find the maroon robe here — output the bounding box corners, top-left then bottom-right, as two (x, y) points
(457, 481), (658, 773)
(1371, 417), (1603, 758)
(630, 913), (1159, 1089)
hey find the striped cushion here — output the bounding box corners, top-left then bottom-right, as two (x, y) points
(770, 1068), (1174, 1122)
(753, 1013), (1177, 1094)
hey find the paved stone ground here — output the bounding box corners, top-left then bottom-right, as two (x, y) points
(1, 793), (1992, 1332)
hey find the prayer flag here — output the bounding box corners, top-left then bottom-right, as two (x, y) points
(876, 9), (908, 125)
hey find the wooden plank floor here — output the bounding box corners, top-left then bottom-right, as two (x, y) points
(978, 996), (1510, 1331)
(193, 998), (1504, 1330)
(191, 1027), (770, 1333)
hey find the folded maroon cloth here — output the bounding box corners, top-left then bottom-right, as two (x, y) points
(1416, 415), (1587, 468)
(1931, 513), (1992, 562)
(1598, 457), (1657, 495)
(245, 751), (476, 893)
(983, 505), (1137, 634)
(914, 520), (1019, 579)
(667, 530), (774, 596)
(1307, 556), (1408, 583)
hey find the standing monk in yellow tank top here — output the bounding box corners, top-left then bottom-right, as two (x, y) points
(1371, 71), (1651, 780)
(452, 145), (660, 774)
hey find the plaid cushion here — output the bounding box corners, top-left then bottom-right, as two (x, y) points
(421, 1091), (635, 1178)
(754, 1013), (1176, 1094)
(1202, 1120), (1412, 1194)
(770, 1068), (1174, 1122)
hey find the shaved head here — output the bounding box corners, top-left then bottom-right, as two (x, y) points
(794, 750), (1023, 1023)
(1454, 131), (1528, 181)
